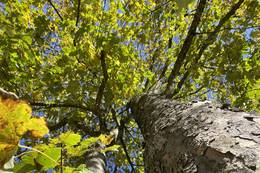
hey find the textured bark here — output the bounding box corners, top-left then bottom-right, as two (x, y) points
(85, 151), (106, 173)
(130, 94), (260, 173)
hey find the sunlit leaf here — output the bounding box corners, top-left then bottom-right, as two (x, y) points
(59, 132), (81, 147)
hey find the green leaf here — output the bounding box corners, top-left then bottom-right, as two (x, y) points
(35, 148), (61, 170)
(101, 145), (120, 153)
(63, 166), (75, 173)
(75, 164), (94, 173)
(80, 136), (100, 149)
(14, 163), (35, 173)
(59, 132), (81, 147)
(14, 154), (37, 173)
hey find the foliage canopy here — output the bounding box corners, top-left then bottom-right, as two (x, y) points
(0, 0), (259, 172)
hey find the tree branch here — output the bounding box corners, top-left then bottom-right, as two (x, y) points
(164, 0), (207, 95)
(146, 0), (172, 15)
(48, 116), (101, 137)
(96, 50), (108, 107)
(94, 50), (109, 132)
(146, 36), (173, 92)
(119, 122), (135, 173)
(75, 0), (81, 27)
(73, 0), (81, 46)
(174, 85), (206, 99)
(171, 71), (190, 96)
(167, 0), (245, 98)
(111, 108), (135, 172)
(144, 48), (158, 90)
(0, 88), (18, 100)
(29, 102), (98, 114)
(195, 25), (260, 35)
(47, 0), (63, 21)
(157, 36), (173, 81)
(188, 85), (206, 96)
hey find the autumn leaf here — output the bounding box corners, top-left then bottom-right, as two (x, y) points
(0, 97), (49, 167)
(99, 134), (114, 146)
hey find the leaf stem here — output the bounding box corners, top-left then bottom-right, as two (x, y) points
(18, 144), (59, 165)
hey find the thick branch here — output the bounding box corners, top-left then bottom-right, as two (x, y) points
(96, 50), (108, 107)
(195, 0), (245, 63)
(47, 0), (63, 21)
(164, 0), (207, 95)
(167, 0), (245, 98)
(75, 0), (81, 27)
(48, 118), (67, 131)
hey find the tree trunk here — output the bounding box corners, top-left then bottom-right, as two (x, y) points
(130, 94), (260, 173)
(85, 150), (106, 173)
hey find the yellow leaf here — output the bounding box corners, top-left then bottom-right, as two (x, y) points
(99, 134), (114, 145)
(27, 118), (49, 138)
(0, 97), (49, 167)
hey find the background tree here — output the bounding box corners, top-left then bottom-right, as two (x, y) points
(0, 0), (259, 172)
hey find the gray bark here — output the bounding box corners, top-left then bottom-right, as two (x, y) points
(85, 151), (106, 173)
(130, 94), (260, 173)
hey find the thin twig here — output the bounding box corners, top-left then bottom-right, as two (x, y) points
(174, 85), (206, 99)
(47, 0), (63, 21)
(146, 35), (173, 92)
(158, 36), (173, 80)
(119, 122), (135, 172)
(48, 116), (101, 136)
(145, 0), (172, 15)
(189, 85), (206, 96)
(60, 144), (63, 173)
(171, 71), (190, 96)
(144, 48), (158, 90)
(111, 108), (135, 172)
(30, 101), (106, 132)
(30, 102), (97, 113)
(195, 25), (260, 35)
